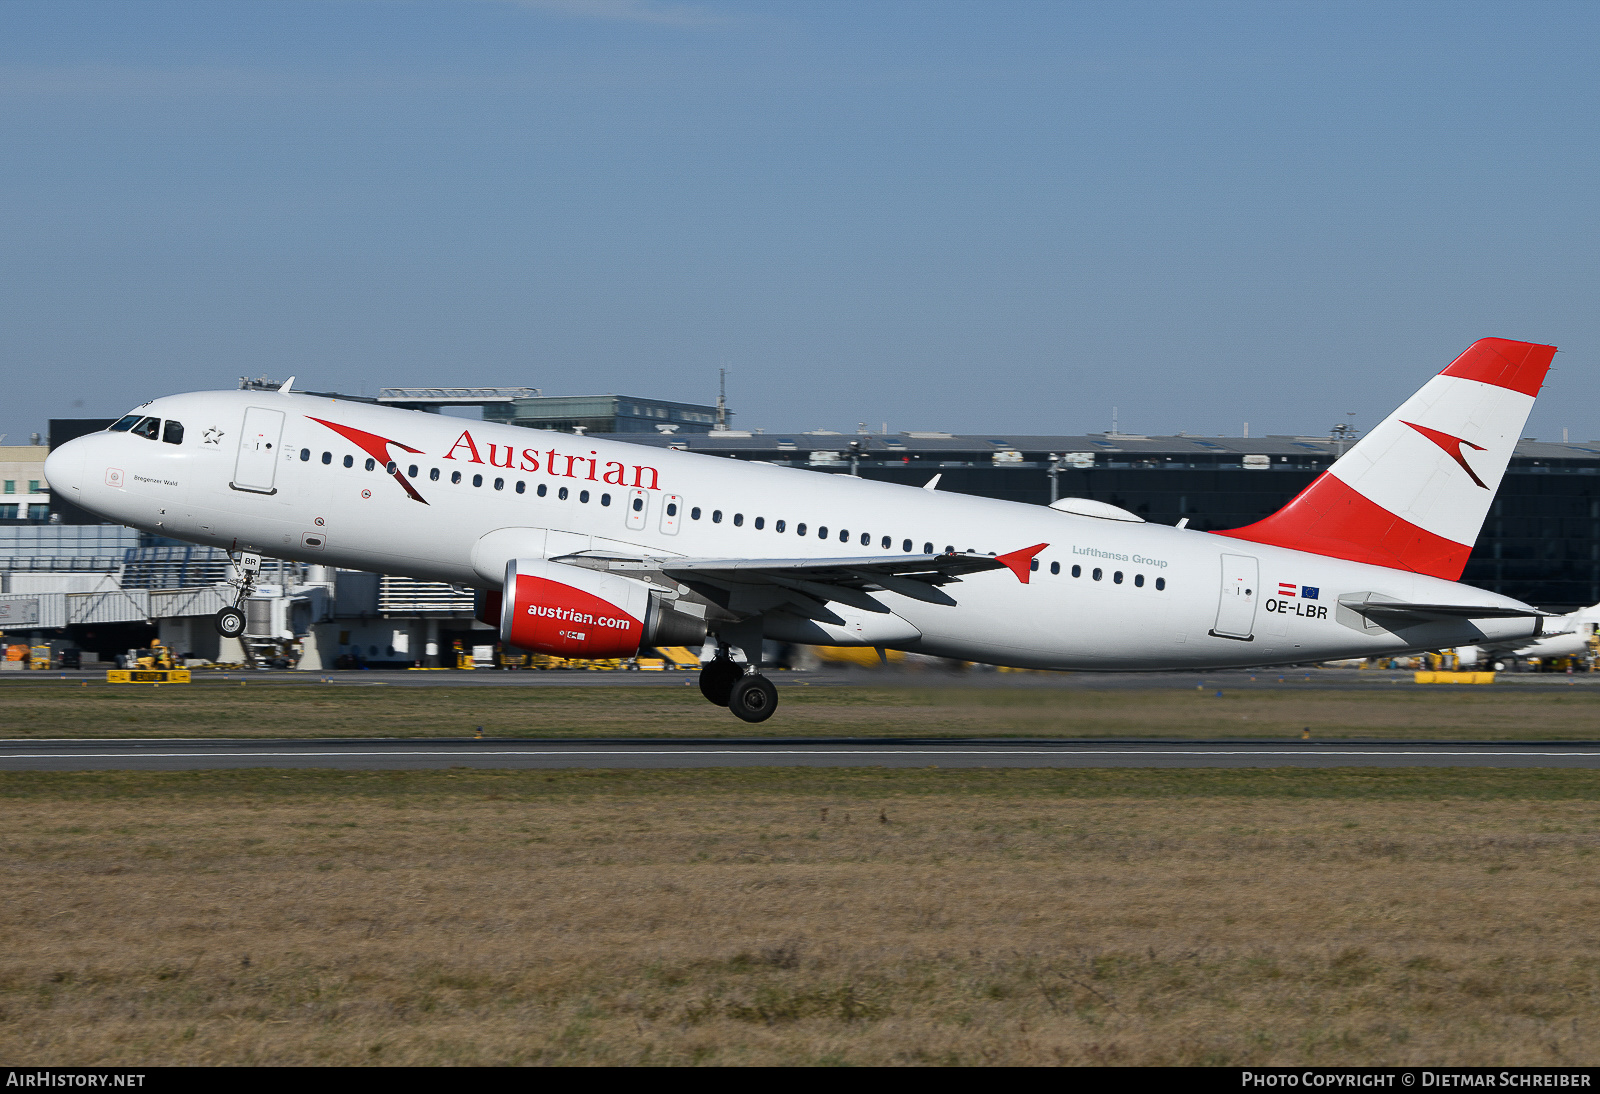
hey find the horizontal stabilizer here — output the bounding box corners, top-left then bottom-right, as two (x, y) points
(1343, 600), (1552, 621)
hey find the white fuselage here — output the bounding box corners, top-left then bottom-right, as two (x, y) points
(46, 390), (1544, 669)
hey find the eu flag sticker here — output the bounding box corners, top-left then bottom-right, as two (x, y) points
(1301, 586), (1319, 601)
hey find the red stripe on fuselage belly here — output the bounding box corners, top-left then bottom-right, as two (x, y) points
(1216, 473), (1471, 580)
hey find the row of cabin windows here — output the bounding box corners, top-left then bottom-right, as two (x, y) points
(1029, 557), (1167, 590)
(299, 447), (1170, 589)
(685, 505), (947, 551)
(301, 449), (616, 505)
(110, 415), (184, 445)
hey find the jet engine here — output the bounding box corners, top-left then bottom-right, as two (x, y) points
(499, 558), (705, 658)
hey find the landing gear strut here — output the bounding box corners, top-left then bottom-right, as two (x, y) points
(213, 552), (260, 638)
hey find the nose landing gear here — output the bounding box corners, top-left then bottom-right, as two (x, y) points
(213, 552), (261, 638)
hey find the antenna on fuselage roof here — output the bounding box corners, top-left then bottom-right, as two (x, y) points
(279, 377), (296, 395)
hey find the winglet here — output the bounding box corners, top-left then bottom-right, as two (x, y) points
(995, 542), (1048, 584)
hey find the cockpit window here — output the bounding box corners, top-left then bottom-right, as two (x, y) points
(131, 417), (160, 440)
(162, 421), (184, 445)
(109, 415), (141, 433)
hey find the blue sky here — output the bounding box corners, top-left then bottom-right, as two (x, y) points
(2, 0), (1596, 441)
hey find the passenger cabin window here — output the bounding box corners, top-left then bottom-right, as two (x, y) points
(733, 513), (743, 526)
(385, 461), (397, 474)
(365, 458), (376, 471)
(451, 470), (462, 484)
(558, 486), (568, 500)
(1155, 577), (1166, 591)
(300, 448), (311, 462)
(796, 523), (807, 536)
(429, 468), (440, 481)
(537, 483), (547, 497)
(1050, 562), (1060, 575)
(774, 519), (784, 532)
(322, 451), (332, 464)
(818, 526), (828, 538)
(691, 507), (702, 520)
(1134, 573), (1145, 587)
(579, 489), (589, 502)
(408, 465), (418, 478)
(601, 493), (610, 505)
(1072, 565), (1081, 577)
(472, 474), (482, 488)
(754, 517), (765, 530)
(344, 455), (354, 468)
(1093, 568), (1103, 581)
(923, 542), (933, 554)
(160, 421), (184, 444)
(493, 477), (504, 490)
(712, 510), (722, 523)
(516, 481), (525, 494)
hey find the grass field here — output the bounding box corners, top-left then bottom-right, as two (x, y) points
(4, 767), (1600, 1065)
(0, 678), (1597, 739)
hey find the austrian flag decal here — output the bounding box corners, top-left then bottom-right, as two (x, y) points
(1276, 583), (1319, 600)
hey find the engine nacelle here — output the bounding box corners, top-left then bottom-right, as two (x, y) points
(499, 558), (704, 658)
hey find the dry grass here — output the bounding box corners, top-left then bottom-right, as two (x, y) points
(1, 679), (1598, 739)
(3, 768), (1600, 1065)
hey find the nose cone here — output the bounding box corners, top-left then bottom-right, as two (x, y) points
(43, 437), (87, 497)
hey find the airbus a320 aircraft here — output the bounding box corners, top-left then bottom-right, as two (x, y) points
(44, 337), (1556, 722)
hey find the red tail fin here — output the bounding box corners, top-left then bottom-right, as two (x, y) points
(1218, 338), (1555, 580)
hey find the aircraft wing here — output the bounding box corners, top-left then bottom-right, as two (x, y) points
(554, 545), (1047, 619)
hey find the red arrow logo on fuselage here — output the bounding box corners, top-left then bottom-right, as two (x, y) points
(1401, 421), (1488, 489)
(307, 417), (429, 504)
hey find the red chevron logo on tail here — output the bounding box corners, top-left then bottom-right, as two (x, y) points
(1402, 421), (1488, 489)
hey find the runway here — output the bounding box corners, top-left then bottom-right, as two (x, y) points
(5, 737), (1600, 771)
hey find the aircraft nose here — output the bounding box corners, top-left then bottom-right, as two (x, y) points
(43, 437), (87, 497)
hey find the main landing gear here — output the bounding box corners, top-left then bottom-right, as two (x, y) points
(698, 640), (779, 723)
(213, 552), (260, 639)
